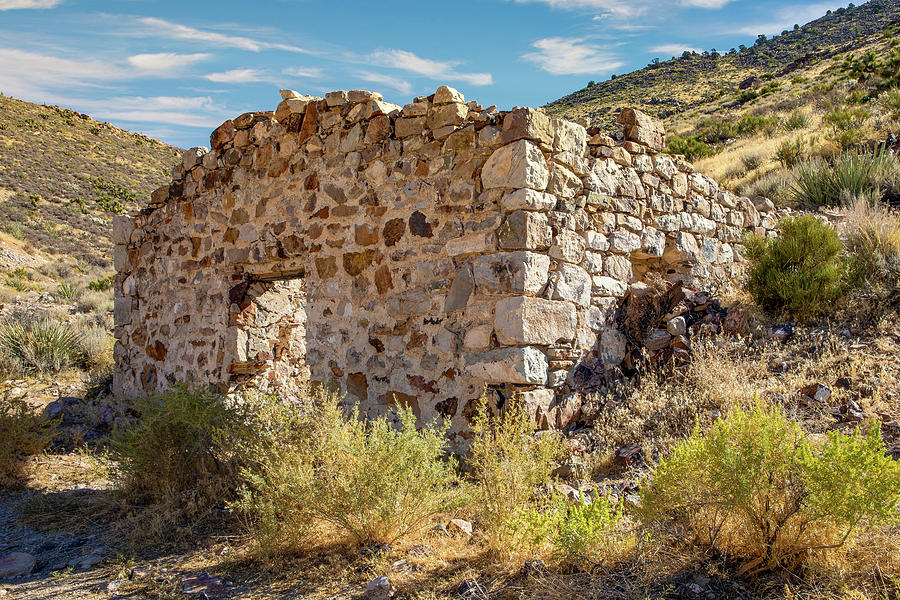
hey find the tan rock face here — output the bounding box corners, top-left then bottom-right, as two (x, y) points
(114, 86), (776, 446)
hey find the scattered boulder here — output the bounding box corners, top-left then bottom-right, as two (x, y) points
(362, 576), (395, 600)
(0, 553), (34, 579)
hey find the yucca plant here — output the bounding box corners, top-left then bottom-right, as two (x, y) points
(55, 281), (82, 302)
(792, 149), (900, 208)
(0, 318), (83, 374)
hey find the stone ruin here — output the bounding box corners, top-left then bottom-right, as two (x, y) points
(113, 85), (778, 444)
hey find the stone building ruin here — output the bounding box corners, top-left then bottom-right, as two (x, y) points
(113, 85), (777, 443)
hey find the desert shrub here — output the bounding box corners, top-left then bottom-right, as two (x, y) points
(110, 386), (244, 534)
(775, 138), (804, 168)
(737, 89), (759, 104)
(666, 135), (715, 162)
(0, 396), (55, 488)
(2, 222), (24, 240)
(737, 113), (779, 136)
(697, 118), (737, 144)
(741, 153), (762, 171)
(55, 281), (81, 302)
(876, 88), (900, 124)
(76, 289), (114, 314)
(236, 396), (460, 554)
(87, 274), (114, 292)
(0, 317), (84, 374)
(744, 215), (847, 319)
(740, 169), (794, 205)
(792, 149), (900, 207)
(640, 403), (900, 571)
(551, 493), (627, 562)
(783, 110), (809, 131)
(76, 323), (113, 373)
(845, 197), (900, 286)
(468, 398), (564, 556)
(823, 107), (870, 150)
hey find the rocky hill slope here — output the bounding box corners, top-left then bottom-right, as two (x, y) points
(0, 95), (181, 267)
(545, 0), (900, 129)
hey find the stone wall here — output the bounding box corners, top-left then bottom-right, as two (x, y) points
(113, 85), (777, 443)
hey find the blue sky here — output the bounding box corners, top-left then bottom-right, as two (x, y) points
(0, 0), (848, 148)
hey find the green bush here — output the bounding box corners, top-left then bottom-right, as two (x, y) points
(793, 150), (900, 208)
(552, 493), (626, 562)
(0, 396), (56, 488)
(737, 113), (779, 136)
(0, 317), (84, 374)
(639, 402), (900, 571)
(745, 215), (847, 319)
(775, 138), (804, 168)
(697, 118), (737, 144)
(468, 397), (564, 556)
(236, 396), (460, 554)
(88, 274), (114, 292)
(823, 107), (870, 150)
(666, 135), (715, 162)
(111, 386), (244, 533)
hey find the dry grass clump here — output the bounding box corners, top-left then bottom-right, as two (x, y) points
(844, 197), (900, 288)
(0, 395), (56, 488)
(588, 339), (763, 465)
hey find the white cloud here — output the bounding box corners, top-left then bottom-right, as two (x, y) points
(0, 0), (60, 9)
(0, 47), (129, 95)
(680, 0), (734, 7)
(136, 17), (314, 54)
(522, 37), (623, 76)
(514, 0), (648, 17)
(283, 66), (324, 78)
(127, 52), (211, 76)
(514, 0), (734, 18)
(357, 72), (412, 95)
(368, 49), (493, 86)
(89, 96), (225, 128)
(727, 2), (842, 36)
(650, 44), (701, 55)
(203, 68), (268, 83)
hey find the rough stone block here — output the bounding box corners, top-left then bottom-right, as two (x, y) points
(494, 297), (577, 346)
(482, 139), (550, 191)
(549, 263), (591, 307)
(473, 251), (550, 296)
(498, 210), (552, 250)
(500, 188), (558, 212)
(465, 346), (548, 385)
(501, 107), (553, 146)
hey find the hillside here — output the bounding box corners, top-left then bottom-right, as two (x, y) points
(545, 0), (900, 128)
(0, 95), (181, 268)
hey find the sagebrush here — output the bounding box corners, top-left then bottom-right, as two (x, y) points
(639, 402), (900, 571)
(236, 394), (461, 555)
